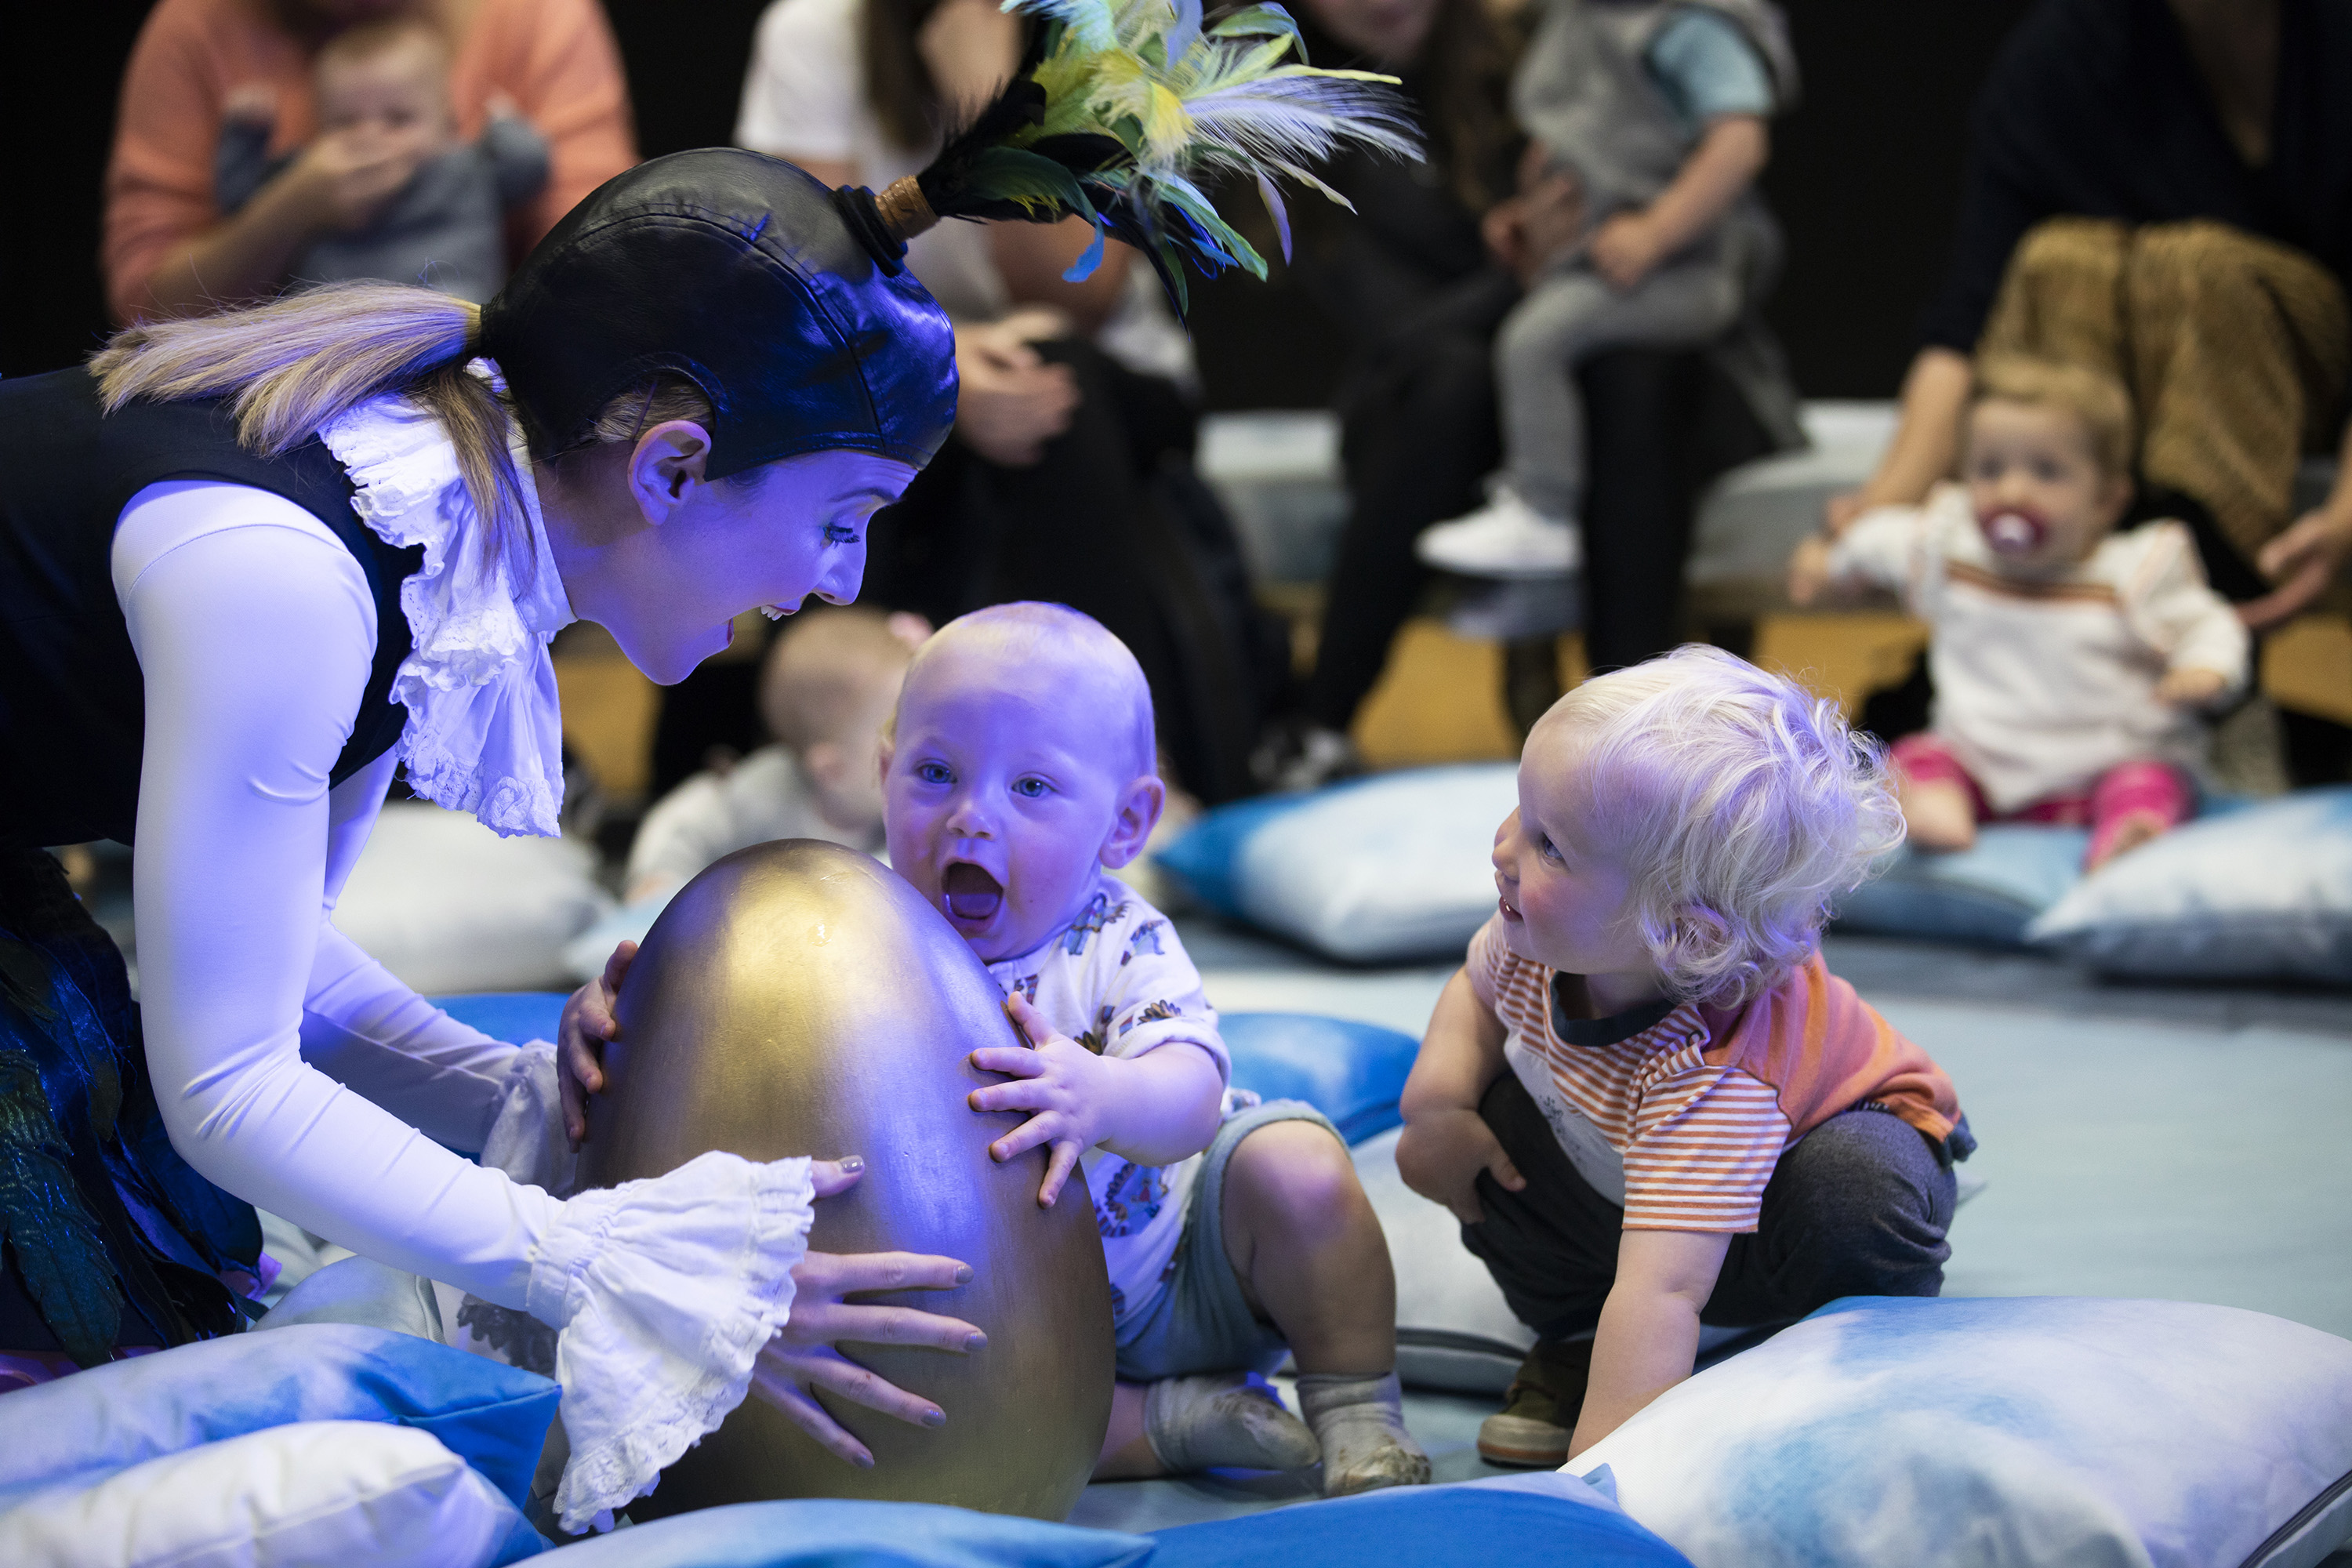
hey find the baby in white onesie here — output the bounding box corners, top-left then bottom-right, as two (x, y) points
(881, 602), (1428, 1497)
(1790, 355), (2249, 869)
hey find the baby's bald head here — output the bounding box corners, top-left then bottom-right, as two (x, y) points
(895, 602), (1157, 784)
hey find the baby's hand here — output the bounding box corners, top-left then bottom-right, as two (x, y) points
(967, 991), (1109, 1208)
(1590, 211), (1667, 292)
(1787, 533), (1837, 607)
(1395, 1105), (1524, 1227)
(2158, 666), (2230, 708)
(555, 940), (635, 1149)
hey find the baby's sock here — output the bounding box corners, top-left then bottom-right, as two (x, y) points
(1143, 1372), (1322, 1475)
(1295, 1371), (1432, 1497)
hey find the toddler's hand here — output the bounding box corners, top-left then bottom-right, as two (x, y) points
(967, 991), (1109, 1208)
(1787, 534), (1835, 607)
(1589, 211), (1667, 292)
(222, 82), (278, 125)
(1396, 1106), (1524, 1226)
(556, 940), (634, 1149)
(2157, 666), (2230, 708)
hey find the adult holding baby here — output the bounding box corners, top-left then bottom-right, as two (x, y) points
(103, 0), (635, 323)
(4, 8), (1411, 1531)
(1831, 0), (2352, 632)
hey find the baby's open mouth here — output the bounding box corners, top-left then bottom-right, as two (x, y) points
(942, 862), (1004, 924)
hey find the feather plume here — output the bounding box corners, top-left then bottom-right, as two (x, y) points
(913, 0), (1421, 316)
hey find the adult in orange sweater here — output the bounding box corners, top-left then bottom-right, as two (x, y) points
(1396, 645), (1973, 1469)
(103, 0), (635, 324)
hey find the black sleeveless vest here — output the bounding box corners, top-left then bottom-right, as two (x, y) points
(0, 367), (421, 848)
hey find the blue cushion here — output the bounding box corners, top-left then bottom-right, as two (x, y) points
(532, 1500), (1151, 1567)
(1569, 1295), (2352, 1568)
(1831, 825), (2089, 947)
(1156, 765), (1520, 963)
(438, 990), (569, 1045)
(0, 1323), (559, 1517)
(2029, 786), (2352, 982)
(1221, 1013), (1418, 1145)
(1148, 1474), (1693, 1568)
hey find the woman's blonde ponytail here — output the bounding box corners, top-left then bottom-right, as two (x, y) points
(89, 284), (532, 582)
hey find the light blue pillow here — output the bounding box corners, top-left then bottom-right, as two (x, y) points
(2028, 786), (2352, 982)
(1569, 1296), (2352, 1568)
(1149, 1472), (1692, 1567)
(0, 1323), (559, 1520)
(530, 1499), (1152, 1567)
(1223, 1013), (1418, 1145)
(1156, 764), (1519, 962)
(1831, 826), (2089, 948)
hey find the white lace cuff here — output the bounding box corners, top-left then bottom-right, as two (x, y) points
(526, 1152), (815, 1532)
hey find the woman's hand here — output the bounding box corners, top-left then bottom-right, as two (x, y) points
(967, 992), (1111, 1208)
(1786, 533), (1837, 607)
(1395, 1105), (1523, 1226)
(952, 321), (1079, 467)
(1483, 160), (1583, 288)
(279, 125), (430, 234)
(2242, 506), (2352, 631)
(752, 1159), (985, 1468)
(556, 940), (635, 1149)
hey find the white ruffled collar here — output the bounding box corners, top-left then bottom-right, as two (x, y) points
(318, 372), (575, 837)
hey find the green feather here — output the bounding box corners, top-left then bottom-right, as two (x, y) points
(962, 146), (1103, 222)
(0, 1051), (122, 1367)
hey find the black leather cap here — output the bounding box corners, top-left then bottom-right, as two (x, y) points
(481, 149), (957, 479)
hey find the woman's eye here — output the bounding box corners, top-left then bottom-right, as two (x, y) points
(916, 762), (951, 785)
(1014, 778), (1051, 799)
(824, 523), (862, 545)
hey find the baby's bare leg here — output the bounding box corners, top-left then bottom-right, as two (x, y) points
(1225, 1122), (1428, 1494)
(1900, 775), (1979, 852)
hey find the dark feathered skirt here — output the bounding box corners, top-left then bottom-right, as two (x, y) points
(0, 845), (260, 1374)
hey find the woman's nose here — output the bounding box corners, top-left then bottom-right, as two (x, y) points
(816, 539), (868, 607)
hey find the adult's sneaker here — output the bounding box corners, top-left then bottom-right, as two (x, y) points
(1416, 488), (1581, 579)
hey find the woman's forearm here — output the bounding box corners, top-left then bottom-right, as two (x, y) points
(134, 174), (321, 321)
(1851, 347), (1974, 520)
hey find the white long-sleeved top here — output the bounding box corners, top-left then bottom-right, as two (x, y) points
(109, 458), (808, 1532)
(1830, 484), (2252, 812)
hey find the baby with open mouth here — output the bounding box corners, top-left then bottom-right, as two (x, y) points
(879, 602), (1430, 1498)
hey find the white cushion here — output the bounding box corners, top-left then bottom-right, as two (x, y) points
(1158, 764), (1519, 964)
(1352, 1127), (1535, 1393)
(0, 1421), (532, 1568)
(2027, 787), (2352, 983)
(1570, 1295), (2352, 1568)
(332, 801), (612, 993)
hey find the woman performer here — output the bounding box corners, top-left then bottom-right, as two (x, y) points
(0, 3), (1412, 1534)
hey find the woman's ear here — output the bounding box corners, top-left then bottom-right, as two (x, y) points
(1098, 773), (1167, 870)
(626, 419), (715, 526)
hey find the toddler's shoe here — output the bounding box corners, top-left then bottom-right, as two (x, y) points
(1476, 1338), (1593, 1468)
(1416, 488), (1581, 579)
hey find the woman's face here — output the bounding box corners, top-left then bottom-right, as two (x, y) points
(593, 448), (916, 687)
(1298, 0), (1444, 66)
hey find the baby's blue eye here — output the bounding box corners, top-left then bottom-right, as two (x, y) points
(1013, 777), (1051, 799)
(1539, 836), (1564, 863)
(916, 761), (952, 785)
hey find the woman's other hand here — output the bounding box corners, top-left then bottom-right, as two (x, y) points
(2243, 506), (2352, 630)
(953, 321), (1079, 467)
(753, 1158), (985, 1467)
(557, 939), (635, 1149)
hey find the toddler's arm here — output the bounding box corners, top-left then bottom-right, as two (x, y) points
(1573, 1228), (1733, 1457)
(1590, 114), (1767, 291)
(969, 992), (1223, 1207)
(1396, 967), (1525, 1225)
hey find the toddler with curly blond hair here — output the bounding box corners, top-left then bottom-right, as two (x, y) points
(1396, 644), (1973, 1469)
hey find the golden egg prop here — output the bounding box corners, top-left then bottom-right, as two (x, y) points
(575, 839), (1114, 1521)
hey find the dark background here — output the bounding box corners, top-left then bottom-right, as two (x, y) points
(4, 0), (2034, 403)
